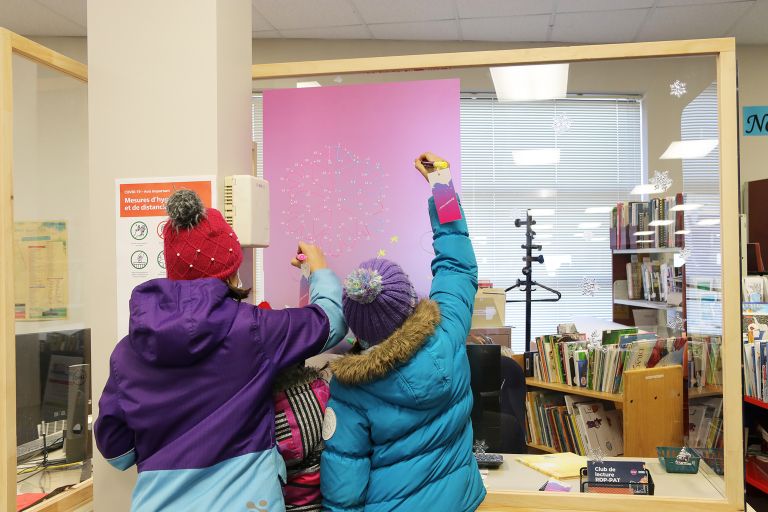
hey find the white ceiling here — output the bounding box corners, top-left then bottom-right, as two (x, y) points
(1, 0), (767, 44)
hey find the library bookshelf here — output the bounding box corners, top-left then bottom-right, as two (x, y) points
(612, 247), (687, 330)
(526, 365), (683, 457)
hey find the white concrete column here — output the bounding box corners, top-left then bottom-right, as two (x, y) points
(86, 1), (251, 508)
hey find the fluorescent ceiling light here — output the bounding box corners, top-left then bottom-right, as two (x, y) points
(649, 220), (674, 227)
(636, 239), (654, 244)
(660, 139), (718, 159)
(578, 222), (601, 230)
(585, 206), (613, 214)
(529, 208), (555, 216)
(490, 63), (569, 102)
(674, 230), (691, 235)
(513, 149), (561, 166)
(630, 184), (664, 195)
(634, 231), (655, 236)
(697, 218), (720, 226)
(669, 203), (702, 212)
(297, 81), (321, 88)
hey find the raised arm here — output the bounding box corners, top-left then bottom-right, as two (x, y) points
(259, 243), (347, 371)
(414, 153), (478, 340)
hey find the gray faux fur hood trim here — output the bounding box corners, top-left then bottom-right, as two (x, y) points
(330, 300), (441, 386)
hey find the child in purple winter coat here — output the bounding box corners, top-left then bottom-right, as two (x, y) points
(94, 189), (346, 511)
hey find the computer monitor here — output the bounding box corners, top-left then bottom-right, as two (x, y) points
(466, 344), (502, 453)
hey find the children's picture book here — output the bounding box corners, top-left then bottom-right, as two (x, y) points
(577, 403), (624, 456)
(602, 328), (638, 345)
(574, 350), (588, 387)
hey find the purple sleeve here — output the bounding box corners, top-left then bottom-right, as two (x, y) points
(94, 362), (137, 470)
(257, 304), (331, 372)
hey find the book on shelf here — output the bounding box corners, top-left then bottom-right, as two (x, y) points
(687, 397), (723, 450)
(610, 193), (685, 250)
(531, 331), (689, 394)
(525, 390), (624, 457)
(744, 330), (768, 403)
(622, 254), (682, 306)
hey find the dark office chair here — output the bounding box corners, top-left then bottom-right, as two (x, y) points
(466, 344), (527, 454)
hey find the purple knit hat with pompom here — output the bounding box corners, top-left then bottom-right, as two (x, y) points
(342, 258), (417, 347)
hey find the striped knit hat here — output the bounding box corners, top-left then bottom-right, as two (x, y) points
(342, 258), (417, 348)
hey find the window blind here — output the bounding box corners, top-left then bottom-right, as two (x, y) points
(252, 96), (264, 303)
(680, 83), (722, 335)
(460, 97), (643, 352)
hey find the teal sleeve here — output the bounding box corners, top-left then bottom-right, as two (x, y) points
(428, 196), (478, 343)
(321, 395), (371, 511)
(309, 268), (348, 350)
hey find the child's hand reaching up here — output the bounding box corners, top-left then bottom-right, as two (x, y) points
(414, 152), (450, 182)
(291, 242), (328, 273)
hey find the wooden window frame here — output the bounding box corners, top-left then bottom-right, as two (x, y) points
(0, 28), (90, 512)
(252, 37), (742, 512)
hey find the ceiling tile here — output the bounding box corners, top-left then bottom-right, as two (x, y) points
(252, 30), (282, 38)
(251, 5), (274, 32)
(637, 3), (752, 40)
(0, 0), (85, 35)
(460, 15), (551, 42)
(352, 0), (456, 24)
(369, 20), (459, 40)
(280, 25), (371, 39)
(556, 0), (654, 12)
(35, 0), (87, 28)
(254, 0), (362, 30)
(730, 1), (768, 43)
(456, 0), (555, 19)
(551, 9), (647, 43)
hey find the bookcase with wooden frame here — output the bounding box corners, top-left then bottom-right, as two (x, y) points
(526, 364), (684, 457)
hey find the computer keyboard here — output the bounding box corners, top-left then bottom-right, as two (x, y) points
(474, 452), (504, 469)
(16, 421), (66, 462)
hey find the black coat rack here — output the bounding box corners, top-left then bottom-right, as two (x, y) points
(505, 212), (562, 351)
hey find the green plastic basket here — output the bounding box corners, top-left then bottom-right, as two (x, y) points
(656, 447), (700, 474)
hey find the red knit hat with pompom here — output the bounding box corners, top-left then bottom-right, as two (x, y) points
(163, 189), (243, 281)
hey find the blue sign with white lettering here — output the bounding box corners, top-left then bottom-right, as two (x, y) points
(744, 106), (768, 136)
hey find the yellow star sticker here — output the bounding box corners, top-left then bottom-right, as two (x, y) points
(377, 249), (386, 258)
(390, 235), (399, 244)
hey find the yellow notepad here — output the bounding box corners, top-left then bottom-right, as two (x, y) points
(516, 452), (587, 479)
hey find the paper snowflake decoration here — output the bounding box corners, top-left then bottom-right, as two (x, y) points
(473, 439), (489, 454)
(552, 113), (572, 135)
(650, 170), (673, 193)
(581, 276), (600, 297)
(588, 447), (605, 463)
(588, 330), (601, 345)
(669, 80), (687, 98)
(667, 314), (685, 331)
(679, 247), (692, 263)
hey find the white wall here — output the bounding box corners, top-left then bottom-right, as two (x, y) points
(86, 1), (252, 509)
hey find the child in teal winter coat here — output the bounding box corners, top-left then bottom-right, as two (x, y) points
(320, 152), (486, 512)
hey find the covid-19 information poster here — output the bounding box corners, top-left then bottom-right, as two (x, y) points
(115, 176), (216, 338)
